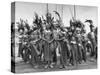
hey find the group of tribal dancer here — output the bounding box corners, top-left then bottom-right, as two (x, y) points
(15, 11), (97, 69)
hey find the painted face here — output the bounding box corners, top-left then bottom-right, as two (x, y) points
(44, 30), (51, 40)
(30, 31), (39, 40)
(43, 25), (46, 30)
(53, 30), (59, 39)
(24, 28), (28, 33)
(33, 23), (37, 28)
(19, 29), (24, 34)
(76, 30), (80, 34)
(92, 27), (95, 32)
(72, 36), (75, 41)
(69, 32), (72, 35)
(71, 26), (74, 30)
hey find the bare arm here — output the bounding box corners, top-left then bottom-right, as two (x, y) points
(41, 36), (47, 41)
(48, 38), (54, 43)
(56, 36), (65, 41)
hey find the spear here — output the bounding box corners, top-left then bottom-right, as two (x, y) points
(74, 5), (76, 20)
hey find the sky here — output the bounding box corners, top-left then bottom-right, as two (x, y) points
(14, 2), (98, 33)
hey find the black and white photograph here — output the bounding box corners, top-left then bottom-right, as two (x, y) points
(11, 1), (98, 73)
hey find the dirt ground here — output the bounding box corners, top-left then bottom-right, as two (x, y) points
(14, 57), (97, 73)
